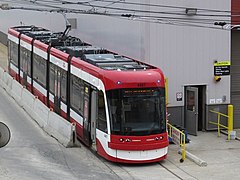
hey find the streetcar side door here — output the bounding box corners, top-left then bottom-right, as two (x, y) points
(82, 88), (99, 148)
(90, 90), (97, 148)
(83, 85), (91, 146)
(50, 64), (67, 115)
(21, 46), (30, 88)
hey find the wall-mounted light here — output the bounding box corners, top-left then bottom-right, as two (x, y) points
(185, 8), (197, 15)
(214, 76), (221, 82)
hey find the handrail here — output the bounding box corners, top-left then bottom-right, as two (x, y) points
(209, 105), (233, 140)
(167, 123), (186, 162)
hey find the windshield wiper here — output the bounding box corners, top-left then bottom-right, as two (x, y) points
(148, 122), (159, 135)
(123, 127), (132, 135)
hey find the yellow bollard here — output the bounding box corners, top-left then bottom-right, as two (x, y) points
(228, 105), (233, 140)
(181, 134), (186, 162)
(228, 105), (233, 131)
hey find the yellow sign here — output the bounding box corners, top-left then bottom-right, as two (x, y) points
(214, 61), (231, 66)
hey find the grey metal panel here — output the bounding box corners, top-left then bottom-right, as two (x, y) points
(0, 31), (7, 45)
(231, 31), (240, 128)
(206, 104), (228, 130)
(231, 73), (240, 92)
(230, 94), (240, 127)
(167, 106), (184, 127)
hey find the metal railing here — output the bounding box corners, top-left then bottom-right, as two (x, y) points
(209, 105), (233, 140)
(167, 123), (186, 162)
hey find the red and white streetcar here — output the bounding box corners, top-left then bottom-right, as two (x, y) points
(8, 25), (168, 163)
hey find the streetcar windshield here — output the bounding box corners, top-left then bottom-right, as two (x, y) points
(107, 88), (166, 136)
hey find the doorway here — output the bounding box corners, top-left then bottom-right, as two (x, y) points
(184, 85), (206, 135)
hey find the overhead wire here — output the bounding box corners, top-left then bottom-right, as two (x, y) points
(60, 0), (240, 17)
(4, 0), (235, 17)
(91, 0), (233, 13)
(0, 0), (236, 30)
(1, 0), (234, 16)
(29, 0), (236, 27)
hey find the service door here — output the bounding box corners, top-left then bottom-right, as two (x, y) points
(185, 87), (198, 136)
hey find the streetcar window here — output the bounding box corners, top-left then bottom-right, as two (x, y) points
(49, 63), (67, 103)
(20, 46), (31, 75)
(70, 75), (84, 115)
(7, 41), (10, 61)
(33, 54), (46, 87)
(9, 41), (18, 66)
(107, 88), (166, 136)
(61, 71), (67, 102)
(97, 91), (107, 133)
(49, 64), (55, 94)
(187, 90), (195, 111)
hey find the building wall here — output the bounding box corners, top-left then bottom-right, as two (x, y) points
(0, 1), (232, 127)
(0, 31), (7, 45)
(0, 10), (65, 34)
(70, 1), (231, 108)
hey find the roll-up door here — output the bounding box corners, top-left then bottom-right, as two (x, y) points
(231, 31), (240, 127)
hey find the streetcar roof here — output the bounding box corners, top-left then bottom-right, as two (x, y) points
(8, 25), (165, 90)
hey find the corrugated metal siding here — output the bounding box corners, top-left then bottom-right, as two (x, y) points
(231, 31), (240, 127)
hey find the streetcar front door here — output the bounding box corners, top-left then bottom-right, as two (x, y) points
(185, 87), (198, 135)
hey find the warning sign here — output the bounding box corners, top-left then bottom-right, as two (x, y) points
(176, 92), (183, 101)
(172, 128), (180, 145)
(214, 61), (230, 76)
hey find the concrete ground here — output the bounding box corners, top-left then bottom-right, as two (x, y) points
(183, 131), (240, 179)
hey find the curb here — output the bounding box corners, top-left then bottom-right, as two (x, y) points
(178, 149), (207, 167)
